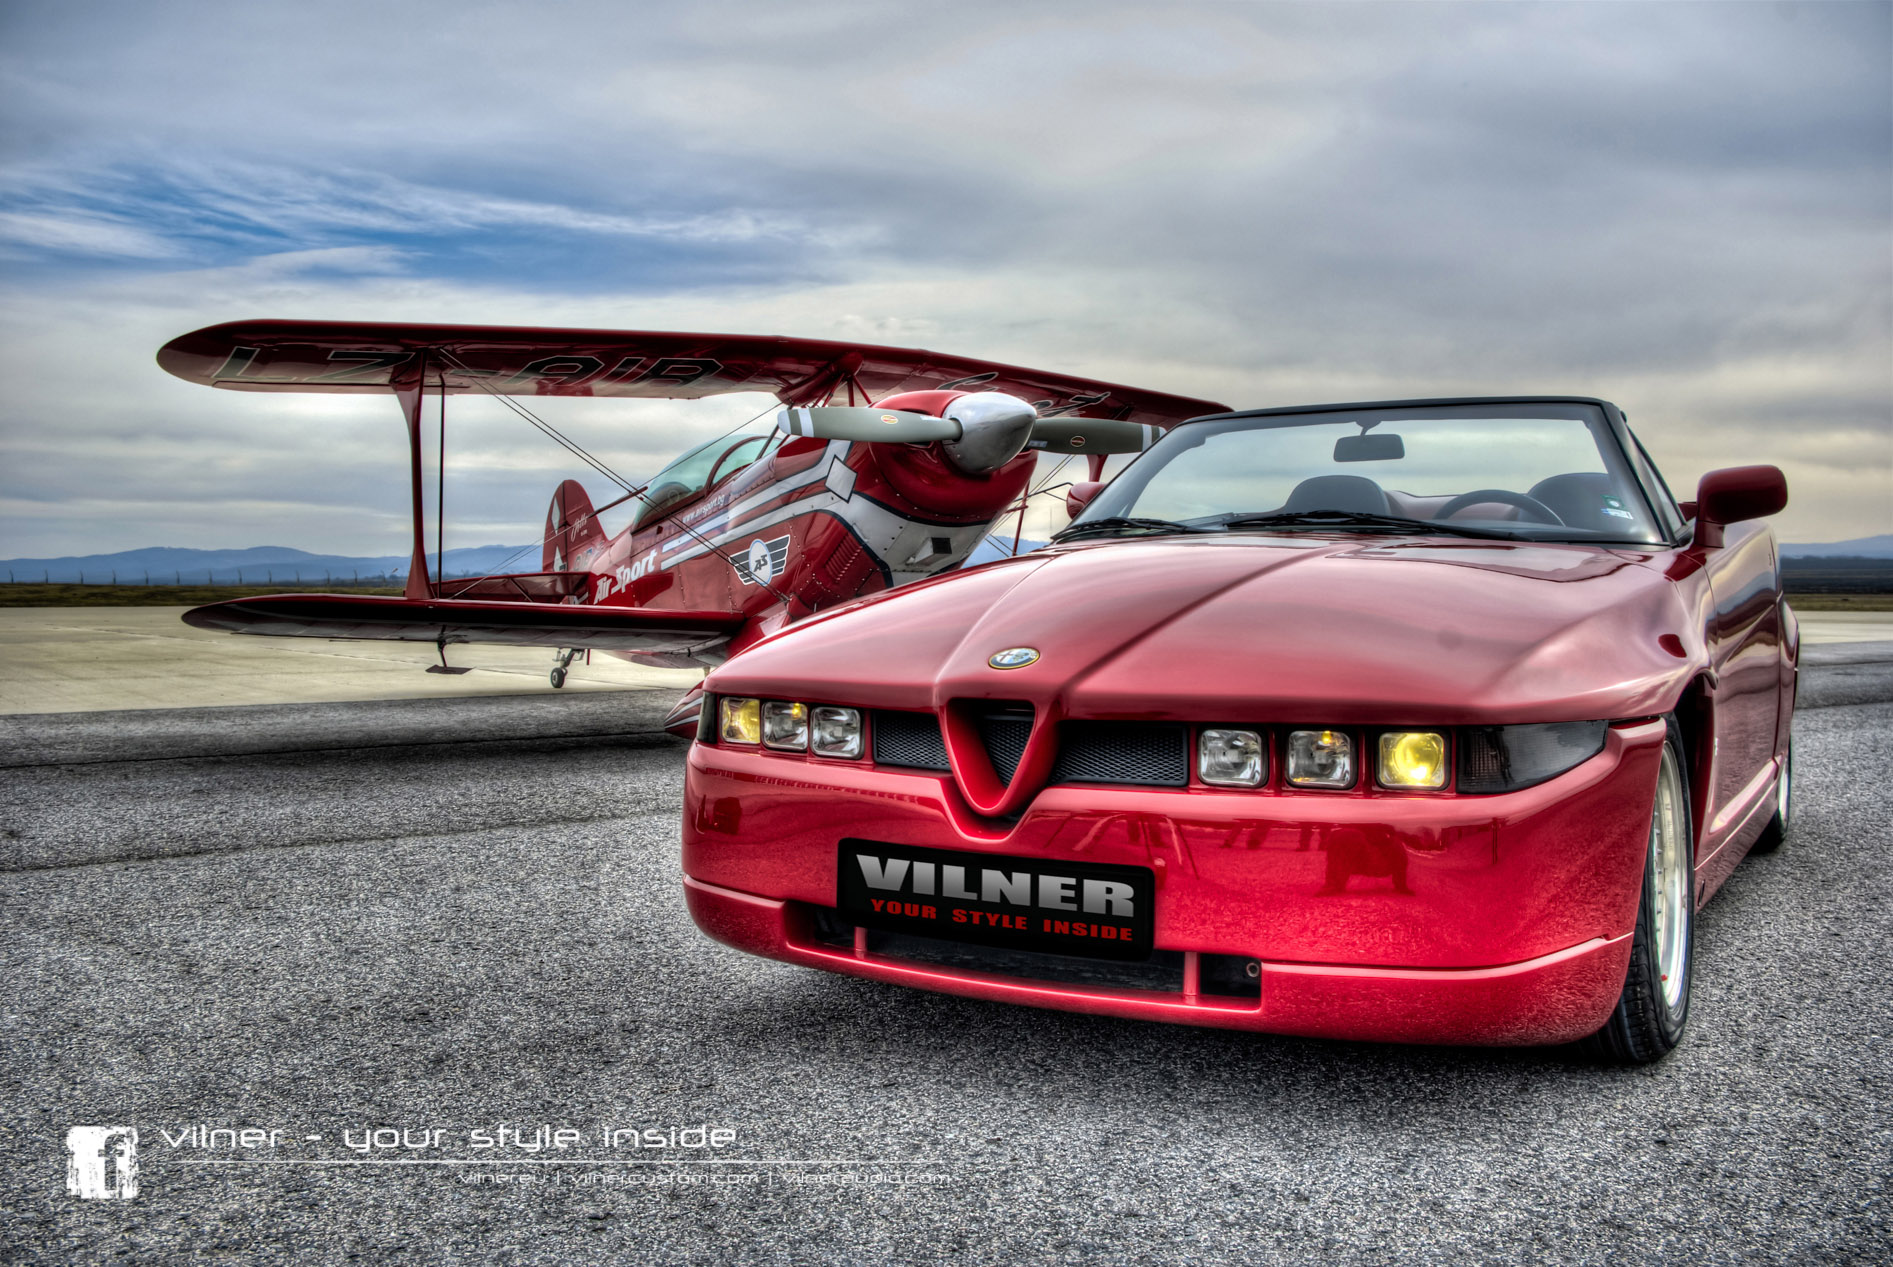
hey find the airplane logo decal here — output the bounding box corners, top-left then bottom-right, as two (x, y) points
(735, 535), (791, 587)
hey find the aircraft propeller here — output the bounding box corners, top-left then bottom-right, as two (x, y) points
(777, 392), (1162, 473)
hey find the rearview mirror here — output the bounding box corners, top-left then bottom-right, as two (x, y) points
(1334, 433), (1404, 462)
(1692, 465), (1787, 549)
(1066, 481), (1106, 518)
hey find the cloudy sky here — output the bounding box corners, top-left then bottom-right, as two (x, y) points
(1, 0), (1886, 558)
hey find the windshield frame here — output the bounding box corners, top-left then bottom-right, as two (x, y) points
(1067, 396), (1667, 547)
(1625, 426), (1689, 545)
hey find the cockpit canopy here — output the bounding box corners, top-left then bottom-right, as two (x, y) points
(629, 432), (775, 532)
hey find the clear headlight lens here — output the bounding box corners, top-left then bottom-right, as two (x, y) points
(810, 706), (864, 759)
(719, 697), (761, 744)
(1198, 728), (1265, 787)
(1287, 729), (1355, 788)
(1378, 731), (1448, 789)
(762, 700), (809, 750)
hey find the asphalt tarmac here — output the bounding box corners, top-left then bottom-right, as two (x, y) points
(0, 606), (702, 714)
(2, 650), (1889, 1264)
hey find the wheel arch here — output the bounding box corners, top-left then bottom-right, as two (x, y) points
(1664, 672), (1715, 866)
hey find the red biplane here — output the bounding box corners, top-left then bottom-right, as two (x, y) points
(157, 321), (1227, 731)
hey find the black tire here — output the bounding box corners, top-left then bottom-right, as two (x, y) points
(549, 667), (567, 689)
(1581, 716), (1694, 1064)
(1749, 742), (1791, 854)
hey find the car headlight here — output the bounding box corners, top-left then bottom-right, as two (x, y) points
(1286, 729), (1355, 788)
(762, 700), (809, 751)
(1378, 731), (1448, 789)
(1459, 722), (1608, 793)
(811, 706), (864, 759)
(719, 697), (761, 744)
(1198, 728), (1265, 787)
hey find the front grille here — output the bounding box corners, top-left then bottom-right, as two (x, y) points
(871, 710), (950, 771)
(1051, 722), (1188, 787)
(805, 910), (1258, 998)
(875, 709), (1186, 789)
(864, 926), (1184, 992)
(975, 705), (1033, 784)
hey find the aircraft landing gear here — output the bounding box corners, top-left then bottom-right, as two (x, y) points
(551, 648), (579, 688)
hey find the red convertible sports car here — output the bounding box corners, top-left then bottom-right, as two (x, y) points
(681, 396), (1793, 1063)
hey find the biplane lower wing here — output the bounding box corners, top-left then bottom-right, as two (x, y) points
(182, 594), (741, 653)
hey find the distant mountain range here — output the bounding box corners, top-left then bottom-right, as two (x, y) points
(0, 544), (538, 585)
(3, 531), (1887, 584)
(0, 536), (1048, 584)
(1778, 534), (1893, 559)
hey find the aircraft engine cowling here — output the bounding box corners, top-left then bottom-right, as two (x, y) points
(779, 390), (1161, 478)
(937, 391), (1038, 474)
(856, 389), (1037, 475)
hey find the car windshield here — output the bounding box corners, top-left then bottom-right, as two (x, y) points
(1066, 402), (1662, 545)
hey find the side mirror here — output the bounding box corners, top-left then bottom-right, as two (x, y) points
(1066, 481), (1106, 518)
(1692, 465), (1787, 549)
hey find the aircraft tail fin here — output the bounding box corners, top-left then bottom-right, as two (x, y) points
(543, 479), (609, 572)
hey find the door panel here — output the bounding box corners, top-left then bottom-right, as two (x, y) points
(1700, 522), (1782, 846)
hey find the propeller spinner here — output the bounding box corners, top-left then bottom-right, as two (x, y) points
(777, 392), (1160, 473)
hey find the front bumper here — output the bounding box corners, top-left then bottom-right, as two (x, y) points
(682, 719), (1666, 1046)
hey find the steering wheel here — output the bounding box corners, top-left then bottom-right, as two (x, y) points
(1432, 489), (1565, 525)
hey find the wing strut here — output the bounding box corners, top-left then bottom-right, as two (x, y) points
(436, 380), (446, 592)
(392, 353), (434, 600)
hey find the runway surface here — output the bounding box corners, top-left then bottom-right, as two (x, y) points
(2, 652), (1889, 1264)
(0, 606), (703, 714)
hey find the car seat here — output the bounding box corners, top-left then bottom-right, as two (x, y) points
(1281, 474), (1392, 515)
(1527, 473), (1619, 533)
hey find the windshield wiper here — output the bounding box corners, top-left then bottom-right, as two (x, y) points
(1211, 510), (1525, 541)
(1053, 515), (1218, 542)
(1058, 510), (1529, 544)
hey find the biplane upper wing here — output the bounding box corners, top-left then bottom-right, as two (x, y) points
(182, 593), (741, 652)
(157, 320), (1229, 424)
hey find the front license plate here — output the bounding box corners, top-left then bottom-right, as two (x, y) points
(836, 840), (1155, 962)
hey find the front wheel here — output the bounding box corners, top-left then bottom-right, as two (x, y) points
(1582, 718), (1694, 1064)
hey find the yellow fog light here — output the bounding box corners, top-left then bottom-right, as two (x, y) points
(719, 697), (761, 744)
(1378, 731), (1449, 789)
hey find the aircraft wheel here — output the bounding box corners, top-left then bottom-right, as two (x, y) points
(550, 667), (567, 689)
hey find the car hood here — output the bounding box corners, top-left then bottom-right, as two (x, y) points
(710, 534), (1700, 727)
